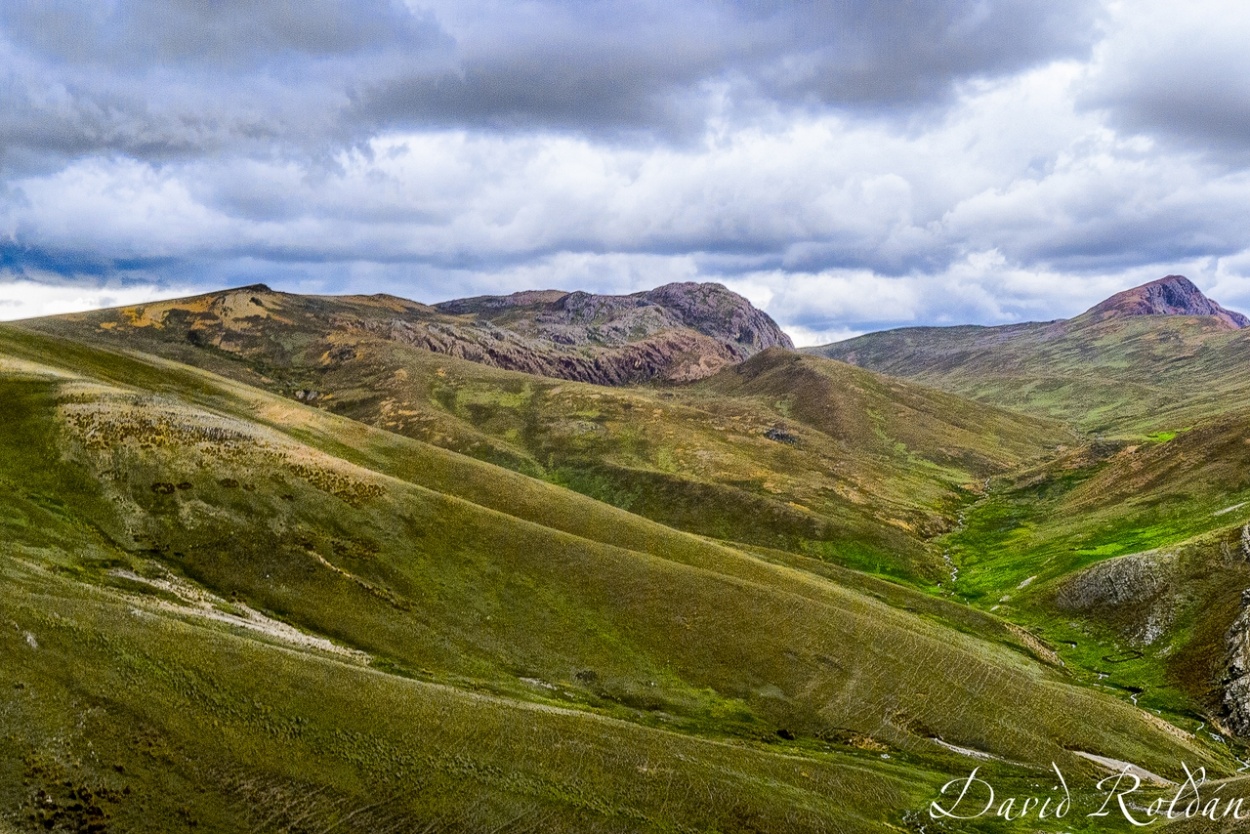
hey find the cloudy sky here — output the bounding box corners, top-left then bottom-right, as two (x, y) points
(3, 0), (1250, 344)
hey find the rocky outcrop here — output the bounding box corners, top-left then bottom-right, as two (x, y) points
(1224, 592), (1250, 735)
(1083, 275), (1249, 329)
(436, 282), (792, 354)
(64, 281), (794, 387)
(412, 281), (794, 384)
(374, 316), (747, 385)
(1053, 549), (1177, 645)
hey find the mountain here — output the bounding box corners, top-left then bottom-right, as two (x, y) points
(808, 275), (1250, 433)
(58, 281), (791, 387)
(20, 287), (1069, 582)
(418, 281), (794, 383)
(1082, 274), (1249, 329)
(11, 281), (1250, 832)
(806, 274), (1250, 757)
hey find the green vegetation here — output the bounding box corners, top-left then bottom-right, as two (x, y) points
(8, 285), (1250, 831)
(22, 294), (1072, 583)
(811, 314), (1250, 435)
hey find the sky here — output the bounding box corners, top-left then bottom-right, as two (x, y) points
(3, 1), (1250, 345)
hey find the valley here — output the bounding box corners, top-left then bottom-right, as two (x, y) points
(4, 276), (1250, 831)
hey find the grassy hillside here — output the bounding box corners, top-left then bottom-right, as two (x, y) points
(925, 402), (1250, 746)
(16, 283), (1250, 831)
(0, 323), (1229, 832)
(810, 314), (1250, 435)
(22, 289), (1071, 583)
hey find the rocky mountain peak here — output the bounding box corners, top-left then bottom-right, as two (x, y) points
(440, 282), (790, 344)
(637, 282), (795, 353)
(436, 281), (792, 356)
(413, 281), (793, 383)
(45, 280), (795, 387)
(1084, 275), (1249, 329)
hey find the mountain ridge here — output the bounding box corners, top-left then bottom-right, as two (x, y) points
(7, 277), (1250, 830)
(807, 275), (1250, 432)
(2, 320), (1221, 833)
(40, 280), (792, 387)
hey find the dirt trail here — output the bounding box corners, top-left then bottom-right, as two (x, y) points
(1072, 751), (1173, 786)
(112, 569), (370, 661)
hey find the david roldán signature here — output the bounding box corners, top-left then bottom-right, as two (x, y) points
(930, 763), (1250, 826)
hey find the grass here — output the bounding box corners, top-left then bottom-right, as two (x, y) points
(812, 314), (1250, 435)
(2, 557), (946, 833)
(19, 297), (1072, 584)
(0, 321), (1235, 831)
(10, 287), (1250, 831)
(930, 420), (1250, 747)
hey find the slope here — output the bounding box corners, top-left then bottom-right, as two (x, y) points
(810, 276), (1250, 435)
(39, 281), (792, 387)
(20, 287), (1070, 582)
(929, 402), (1250, 744)
(0, 324), (1226, 833)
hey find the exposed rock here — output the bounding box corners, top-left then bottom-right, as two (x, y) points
(1224, 593), (1250, 736)
(435, 282), (790, 353)
(409, 281), (794, 385)
(1084, 275), (1249, 329)
(1053, 549), (1177, 645)
(764, 427), (799, 445)
(37, 281), (794, 387)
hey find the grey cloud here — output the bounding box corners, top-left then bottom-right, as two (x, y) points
(0, 0), (1105, 171)
(1077, 4), (1250, 162)
(354, 0), (1102, 135)
(0, 0), (445, 68)
(0, 0), (452, 171)
(946, 178), (1250, 275)
(1086, 67), (1250, 162)
(11, 0), (1248, 336)
(0, 70), (349, 173)
(746, 0), (1100, 106)
(351, 49), (716, 139)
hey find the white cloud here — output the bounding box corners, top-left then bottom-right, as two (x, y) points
(0, 276), (198, 321)
(783, 324), (866, 348)
(6, 2), (1250, 335)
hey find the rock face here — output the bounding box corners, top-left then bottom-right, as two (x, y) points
(411, 281), (795, 384)
(435, 282), (793, 359)
(1084, 275), (1250, 329)
(1053, 549), (1177, 646)
(1225, 592), (1250, 736)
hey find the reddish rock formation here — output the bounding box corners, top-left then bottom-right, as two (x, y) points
(413, 281), (794, 384)
(1083, 275), (1249, 329)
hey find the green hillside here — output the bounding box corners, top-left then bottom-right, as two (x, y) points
(12, 277), (1250, 831)
(810, 314), (1250, 436)
(23, 287), (1071, 583)
(0, 321), (1229, 833)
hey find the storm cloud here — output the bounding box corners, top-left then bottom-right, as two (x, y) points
(3, 0), (1250, 341)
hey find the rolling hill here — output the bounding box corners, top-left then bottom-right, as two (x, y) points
(808, 275), (1250, 790)
(0, 323), (1221, 833)
(22, 285), (1070, 582)
(9, 279), (1250, 831)
(808, 275), (1250, 434)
